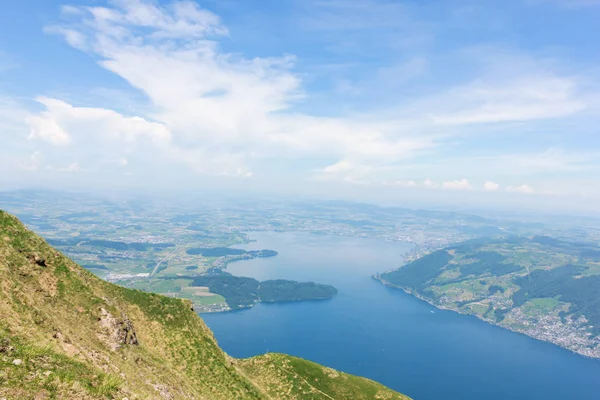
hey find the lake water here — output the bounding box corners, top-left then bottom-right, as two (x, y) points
(202, 232), (600, 400)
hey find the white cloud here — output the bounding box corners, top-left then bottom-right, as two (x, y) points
(423, 178), (437, 188)
(430, 75), (585, 126)
(3, 0), (593, 205)
(323, 160), (354, 173)
(27, 115), (71, 146)
(27, 97), (171, 146)
(319, 160), (374, 183)
(507, 184), (535, 194)
(385, 46), (591, 129)
(91, 0), (228, 39)
(36, 0), (440, 177)
(484, 181), (500, 191)
(22, 96), (182, 175)
(442, 178), (471, 190)
(44, 27), (88, 50)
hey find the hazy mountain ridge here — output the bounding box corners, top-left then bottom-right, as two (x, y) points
(0, 210), (409, 400)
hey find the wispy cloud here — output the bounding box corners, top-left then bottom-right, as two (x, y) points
(484, 181), (500, 191)
(507, 184), (535, 194)
(37, 0), (442, 177)
(430, 76), (585, 125)
(442, 178), (471, 190)
(1, 0), (598, 207)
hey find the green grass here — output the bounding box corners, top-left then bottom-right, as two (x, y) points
(0, 327), (122, 399)
(194, 294), (227, 306)
(529, 297), (561, 308)
(0, 210), (410, 400)
(125, 277), (228, 308)
(520, 297), (563, 317)
(466, 303), (489, 315)
(239, 353), (410, 400)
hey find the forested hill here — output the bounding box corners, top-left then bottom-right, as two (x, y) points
(0, 210), (409, 400)
(190, 275), (337, 309)
(377, 236), (600, 359)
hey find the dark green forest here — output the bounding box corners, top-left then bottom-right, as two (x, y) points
(459, 252), (522, 277)
(192, 275), (259, 308)
(259, 280), (338, 302)
(380, 250), (452, 291)
(185, 247), (278, 258)
(190, 275), (336, 309)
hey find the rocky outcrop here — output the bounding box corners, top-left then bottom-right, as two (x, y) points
(97, 308), (138, 351)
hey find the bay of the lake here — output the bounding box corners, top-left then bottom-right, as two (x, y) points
(202, 231), (600, 400)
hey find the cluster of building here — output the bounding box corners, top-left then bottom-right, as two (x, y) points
(506, 307), (600, 358)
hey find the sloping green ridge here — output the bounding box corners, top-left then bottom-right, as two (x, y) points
(0, 210), (409, 400)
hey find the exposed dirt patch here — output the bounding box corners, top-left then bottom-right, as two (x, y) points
(376, 390), (395, 399)
(153, 383), (174, 400)
(97, 308), (139, 351)
(322, 366), (339, 379)
(39, 271), (58, 297)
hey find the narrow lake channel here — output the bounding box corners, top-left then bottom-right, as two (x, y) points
(202, 231), (600, 400)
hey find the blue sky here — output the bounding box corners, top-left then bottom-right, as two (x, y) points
(1, 0), (600, 213)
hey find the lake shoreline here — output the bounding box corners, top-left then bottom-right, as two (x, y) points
(372, 274), (599, 360)
(198, 295), (338, 314)
(204, 231), (600, 400)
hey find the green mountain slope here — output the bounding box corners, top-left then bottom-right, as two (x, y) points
(377, 236), (600, 358)
(0, 210), (409, 400)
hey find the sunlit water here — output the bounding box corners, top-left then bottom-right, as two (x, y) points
(202, 232), (600, 400)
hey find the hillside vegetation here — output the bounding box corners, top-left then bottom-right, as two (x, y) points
(190, 275), (337, 309)
(0, 210), (409, 400)
(378, 236), (600, 358)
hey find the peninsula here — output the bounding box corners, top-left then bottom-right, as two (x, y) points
(376, 236), (600, 359)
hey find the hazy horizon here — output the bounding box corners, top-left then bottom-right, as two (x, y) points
(1, 0), (600, 214)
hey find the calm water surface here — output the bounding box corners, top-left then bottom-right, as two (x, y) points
(202, 232), (600, 400)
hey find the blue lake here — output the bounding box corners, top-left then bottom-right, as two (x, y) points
(202, 232), (600, 400)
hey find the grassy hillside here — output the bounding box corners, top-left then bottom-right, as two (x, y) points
(0, 210), (409, 400)
(378, 236), (600, 359)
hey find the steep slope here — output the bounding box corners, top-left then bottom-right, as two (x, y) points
(0, 210), (409, 400)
